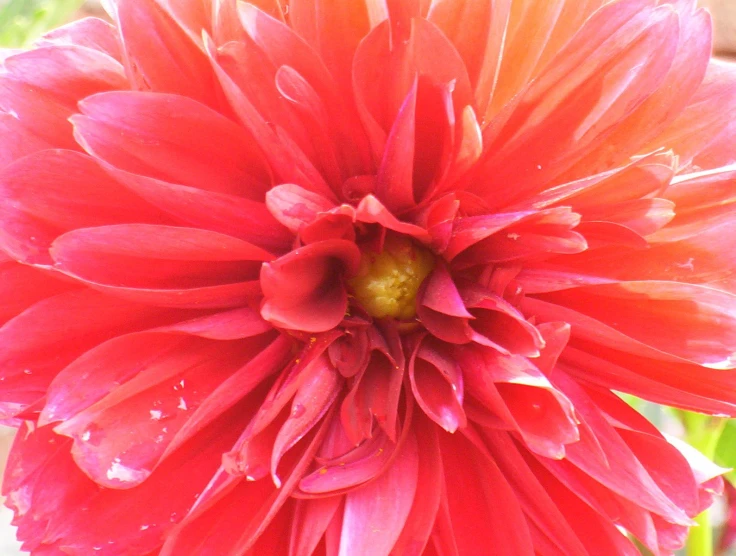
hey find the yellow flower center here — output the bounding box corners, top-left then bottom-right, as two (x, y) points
(349, 235), (435, 320)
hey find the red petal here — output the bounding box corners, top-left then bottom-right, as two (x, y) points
(390, 414), (442, 555)
(482, 429), (589, 556)
(50, 225), (269, 306)
(0, 77), (79, 166)
(643, 59), (736, 167)
(42, 309), (273, 424)
(0, 290), (185, 417)
(53, 336), (261, 489)
(260, 240), (360, 332)
(549, 371), (694, 525)
(354, 195), (431, 242)
(100, 164), (292, 252)
(428, 0), (511, 116)
(206, 35), (335, 200)
(289, 496), (341, 556)
(338, 428), (419, 555)
(409, 338), (466, 433)
(375, 79), (418, 213)
(439, 430), (534, 554)
(289, 0), (370, 90)
(271, 355), (341, 484)
(266, 184), (336, 233)
(458, 344), (579, 458)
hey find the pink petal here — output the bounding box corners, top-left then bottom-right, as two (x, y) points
(72, 91), (270, 199)
(0, 150), (166, 264)
(530, 281), (736, 369)
(3, 45), (127, 105)
(99, 163), (292, 252)
(38, 17), (122, 61)
(472, 2), (679, 208)
(109, 0), (218, 106)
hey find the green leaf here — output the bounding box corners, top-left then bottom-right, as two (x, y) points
(715, 419), (736, 486)
(0, 0), (86, 48)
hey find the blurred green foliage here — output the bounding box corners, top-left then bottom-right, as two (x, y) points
(716, 420), (736, 487)
(0, 0), (85, 47)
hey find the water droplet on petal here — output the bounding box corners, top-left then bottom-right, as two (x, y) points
(291, 403), (306, 418)
(106, 458), (147, 484)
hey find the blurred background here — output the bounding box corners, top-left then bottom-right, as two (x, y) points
(0, 0), (732, 554)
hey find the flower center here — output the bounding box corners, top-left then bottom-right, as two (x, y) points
(349, 235), (435, 320)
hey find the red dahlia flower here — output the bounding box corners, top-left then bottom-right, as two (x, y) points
(0, 0), (735, 554)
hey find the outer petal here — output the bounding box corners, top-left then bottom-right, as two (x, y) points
(108, 0), (219, 106)
(72, 92), (270, 199)
(528, 281), (736, 369)
(0, 150), (166, 264)
(338, 429), (419, 556)
(470, 1), (679, 208)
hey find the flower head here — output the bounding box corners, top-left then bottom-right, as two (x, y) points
(0, 0), (735, 554)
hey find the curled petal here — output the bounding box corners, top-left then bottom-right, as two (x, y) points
(260, 239), (360, 332)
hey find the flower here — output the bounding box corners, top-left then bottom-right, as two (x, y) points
(0, 0), (735, 553)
